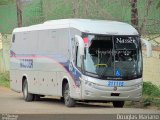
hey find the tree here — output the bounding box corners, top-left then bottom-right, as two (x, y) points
(0, 0), (14, 5)
(139, 0), (153, 34)
(130, 0), (139, 31)
(71, 0), (80, 18)
(0, 0), (22, 27)
(16, 0), (23, 27)
(130, 0), (154, 34)
(0, 0), (14, 72)
(157, 0), (160, 9)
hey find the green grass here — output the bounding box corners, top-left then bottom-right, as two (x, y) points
(143, 82), (160, 97)
(0, 72), (10, 88)
(121, 81), (160, 109)
(142, 82), (160, 108)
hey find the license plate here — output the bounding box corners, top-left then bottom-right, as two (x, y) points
(107, 81), (124, 87)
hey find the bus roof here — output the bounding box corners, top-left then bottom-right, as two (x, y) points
(13, 19), (139, 35)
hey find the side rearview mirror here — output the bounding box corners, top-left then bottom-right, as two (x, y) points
(75, 35), (85, 56)
(141, 38), (152, 57)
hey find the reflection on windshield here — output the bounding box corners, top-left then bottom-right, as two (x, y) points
(84, 39), (114, 77)
(83, 34), (142, 80)
(115, 50), (136, 61)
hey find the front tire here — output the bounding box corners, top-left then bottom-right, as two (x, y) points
(112, 101), (125, 108)
(34, 94), (41, 101)
(22, 80), (34, 102)
(63, 83), (76, 107)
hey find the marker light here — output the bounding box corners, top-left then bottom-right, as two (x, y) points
(83, 37), (89, 47)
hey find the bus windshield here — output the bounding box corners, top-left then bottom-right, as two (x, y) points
(82, 34), (142, 80)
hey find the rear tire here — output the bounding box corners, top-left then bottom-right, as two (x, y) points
(63, 83), (76, 107)
(112, 101), (125, 108)
(22, 80), (34, 102)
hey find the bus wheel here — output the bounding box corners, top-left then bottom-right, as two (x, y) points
(60, 97), (64, 102)
(63, 83), (76, 107)
(22, 80), (34, 102)
(34, 94), (41, 101)
(112, 101), (124, 108)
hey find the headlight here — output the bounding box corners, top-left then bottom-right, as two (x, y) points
(134, 83), (143, 88)
(85, 80), (96, 87)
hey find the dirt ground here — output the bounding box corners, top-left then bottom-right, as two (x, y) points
(143, 50), (160, 86)
(0, 86), (160, 114)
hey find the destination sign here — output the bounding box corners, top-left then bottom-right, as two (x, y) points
(115, 37), (136, 44)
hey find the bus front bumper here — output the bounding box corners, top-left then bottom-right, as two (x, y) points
(81, 81), (143, 102)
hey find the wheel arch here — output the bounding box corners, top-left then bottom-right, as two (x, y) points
(22, 74), (28, 91)
(61, 77), (69, 97)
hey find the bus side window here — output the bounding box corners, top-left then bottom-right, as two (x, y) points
(12, 34), (15, 43)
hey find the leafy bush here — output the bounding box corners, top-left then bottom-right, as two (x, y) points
(143, 81), (160, 97)
(143, 97), (153, 107)
(143, 82), (160, 108)
(0, 72), (9, 87)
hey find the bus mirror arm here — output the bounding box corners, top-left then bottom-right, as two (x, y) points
(141, 38), (152, 58)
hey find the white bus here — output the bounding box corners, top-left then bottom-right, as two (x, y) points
(10, 19), (146, 107)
